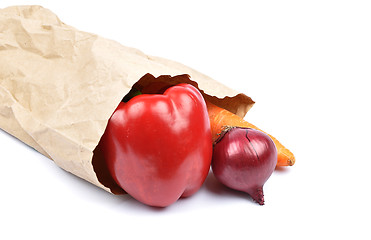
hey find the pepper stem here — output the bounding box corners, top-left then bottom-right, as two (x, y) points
(122, 88), (142, 102)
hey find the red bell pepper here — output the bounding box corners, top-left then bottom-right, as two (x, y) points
(100, 83), (212, 207)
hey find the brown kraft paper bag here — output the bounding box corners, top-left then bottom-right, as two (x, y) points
(0, 5), (254, 193)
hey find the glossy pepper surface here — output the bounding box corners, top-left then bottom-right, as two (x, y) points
(100, 84), (212, 207)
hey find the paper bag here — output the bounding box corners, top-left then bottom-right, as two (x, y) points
(0, 5), (254, 193)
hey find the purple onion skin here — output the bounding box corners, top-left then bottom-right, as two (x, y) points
(211, 127), (277, 205)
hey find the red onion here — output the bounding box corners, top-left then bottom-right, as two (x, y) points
(211, 127), (277, 205)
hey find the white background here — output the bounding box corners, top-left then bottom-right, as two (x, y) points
(1, 1), (370, 239)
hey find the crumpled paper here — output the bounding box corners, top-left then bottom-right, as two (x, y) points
(0, 5), (254, 193)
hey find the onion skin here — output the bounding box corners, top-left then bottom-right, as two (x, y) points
(211, 127), (277, 205)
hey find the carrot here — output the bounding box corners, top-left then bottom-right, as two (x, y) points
(206, 101), (295, 167)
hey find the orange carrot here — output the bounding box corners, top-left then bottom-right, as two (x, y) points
(206, 101), (295, 167)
